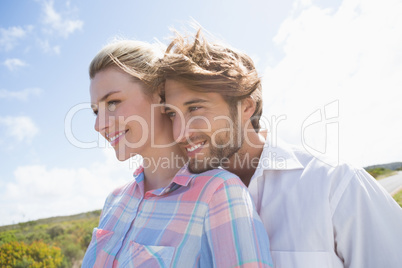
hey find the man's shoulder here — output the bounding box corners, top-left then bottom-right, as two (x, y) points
(260, 139), (359, 180)
(292, 146), (360, 183)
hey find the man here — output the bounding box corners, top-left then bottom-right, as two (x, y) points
(158, 29), (402, 267)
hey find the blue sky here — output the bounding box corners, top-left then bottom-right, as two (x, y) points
(1, 0), (401, 225)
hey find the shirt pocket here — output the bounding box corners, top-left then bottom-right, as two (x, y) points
(271, 251), (332, 268)
(82, 228), (115, 267)
(121, 241), (175, 268)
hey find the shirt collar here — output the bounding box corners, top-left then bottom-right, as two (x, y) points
(133, 166), (145, 183)
(250, 137), (304, 182)
(133, 164), (194, 196)
(257, 137), (304, 171)
(170, 164), (195, 187)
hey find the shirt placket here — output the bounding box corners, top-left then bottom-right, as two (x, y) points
(113, 181), (146, 267)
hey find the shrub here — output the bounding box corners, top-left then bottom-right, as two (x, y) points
(0, 241), (63, 268)
(47, 226), (65, 239)
(0, 231), (17, 246)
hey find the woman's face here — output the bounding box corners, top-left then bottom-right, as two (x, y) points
(90, 68), (156, 161)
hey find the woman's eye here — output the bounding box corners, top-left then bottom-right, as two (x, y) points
(107, 100), (119, 112)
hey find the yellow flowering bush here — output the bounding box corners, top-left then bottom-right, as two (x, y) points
(0, 241), (63, 268)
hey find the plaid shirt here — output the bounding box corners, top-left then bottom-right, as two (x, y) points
(82, 166), (273, 268)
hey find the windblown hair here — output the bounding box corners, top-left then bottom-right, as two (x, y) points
(89, 40), (163, 95)
(157, 29), (263, 132)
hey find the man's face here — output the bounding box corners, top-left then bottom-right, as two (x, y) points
(164, 79), (243, 173)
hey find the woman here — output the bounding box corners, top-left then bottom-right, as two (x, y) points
(82, 40), (272, 267)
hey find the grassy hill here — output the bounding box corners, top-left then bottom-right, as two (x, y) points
(364, 162), (402, 179)
(365, 162), (402, 171)
(0, 210), (101, 267)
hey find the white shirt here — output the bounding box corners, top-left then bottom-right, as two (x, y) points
(248, 139), (402, 268)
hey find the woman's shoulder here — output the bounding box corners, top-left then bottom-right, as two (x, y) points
(109, 179), (136, 196)
(99, 173), (141, 224)
(109, 166), (143, 196)
(104, 167), (143, 203)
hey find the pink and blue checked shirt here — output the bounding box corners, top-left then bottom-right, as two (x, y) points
(82, 166), (273, 267)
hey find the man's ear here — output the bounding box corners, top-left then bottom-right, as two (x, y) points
(241, 97), (256, 120)
(155, 82), (166, 114)
(159, 97), (167, 115)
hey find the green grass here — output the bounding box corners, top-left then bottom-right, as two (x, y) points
(393, 189), (402, 207)
(366, 167), (397, 180)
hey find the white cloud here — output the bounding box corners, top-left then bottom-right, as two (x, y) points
(0, 148), (136, 225)
(41, 0), (83, 38)
(0, 26), (33, 51)
(262, 0), (402, 167)
(0, 88), (43, 101)
(0, 2), (82, 55)
(3, 58), (28, 71)
(0, 116), (39, 143)
(38, 39), (61, 54)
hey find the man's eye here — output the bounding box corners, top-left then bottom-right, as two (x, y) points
(107, 100), (119, 111)
(166, 112), (176, 119)
(189, 106), (200, 112)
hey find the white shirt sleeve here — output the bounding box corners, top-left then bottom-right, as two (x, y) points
(332, 168), (402, 267)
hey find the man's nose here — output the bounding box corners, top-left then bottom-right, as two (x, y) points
(172, 115), (190, 144)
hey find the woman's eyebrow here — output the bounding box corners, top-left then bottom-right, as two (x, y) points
(98, 90), (121, 103)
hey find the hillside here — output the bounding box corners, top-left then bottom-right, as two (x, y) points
(365, 162), (402, 171)
(0, 210), (101, 232)
(364, 162), (402, 179)
(0, 210), (101, 267)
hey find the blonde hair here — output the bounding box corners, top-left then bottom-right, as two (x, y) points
(157, 29), (263, 131)
(89, 40), (163, 95)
